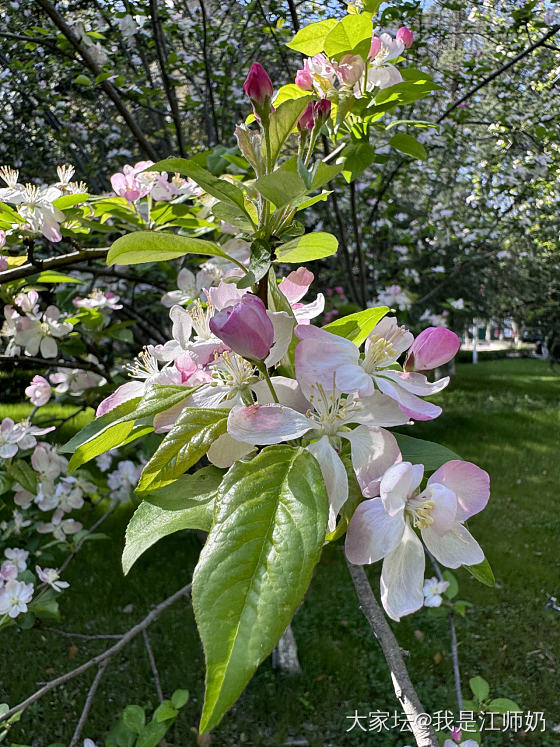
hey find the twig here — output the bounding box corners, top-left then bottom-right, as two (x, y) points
(0, 248), (108, 284)
(0, 355), (105, 376)
(346, 561), (438, 747)
(349, 182), (367, 306)
(143, 629), (164, 702)
(427, 550), (463, 713)
(437, 25), (560, 122)
(42, 628), (122, 640)
(0, 581), (193, 724)
(69, 659), (109, 747)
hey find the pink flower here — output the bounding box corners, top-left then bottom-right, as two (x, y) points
(313, 99), (332, 125)
(35, 565), (69, 592)
(243, 63), (273, 108)
(404, 327), (460, 372)
(209, 294), (274, 361)
(110, 161), (153, 202)
(396, 26), (414, 49)
(345, 460), (489, 620)
(0, 229), (5, 248)
(25, 375), (52, 406)
(278, 267), (324, 323)
(298, 102), (315, 132)
(336, 54), (365, 86)
(368, 36), (382, 59)
(295, 68), (314, 91)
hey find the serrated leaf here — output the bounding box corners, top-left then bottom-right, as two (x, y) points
(469, 675), (489, 702)
(193, 445), (328, 733)
(323, 15), (372, 57)
(464, 556), (495, 586)
(123, 467), (223, 574)
(394, 434), (461, 472)
(107, 232), (237, 267)
(389, 132), (427, 160)
(268, 97), (312, 165)
(323, 306), (389, 346)
(275, 232), (338, 263)
(286, 19), (338, 55)
(138, 408), (229, 492)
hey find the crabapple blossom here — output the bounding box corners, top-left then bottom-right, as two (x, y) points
(161, 267), (214, 307)
(73, 290), (122, 314)
(243, 62), (273, 109)
(404, 327), (460, 372)
(365, 33), (405, 90)
(0, 562), (18, 582)
(210, 294), (274, 361)
(345, 460), (489, 620)
(1, 183), (65, 242)
(25, 375), (52, 406)
(0, 418), (54, 458)
(110, 161), (153, 202)
(4, 548), (29, 572)
(396, 26), (414, 49)
(422, 577), (450, 607)
(37, 516), (82, 541)
(0, 579), (34, 618)
(49, 366), (105, 395)
(15, 305), (73, 358)
(35, 566), (70, 592)
(107, 460), (143, 502)
(336, 54), (365, 86)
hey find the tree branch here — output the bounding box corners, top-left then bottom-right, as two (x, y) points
(34, 0), (159, 160)
(0, 581), (193, 724)
(346, 561), (439, 747)
(69, 659), (109, 747)
(0, 355), (105, 376)
(143, 629), (164, 703)
(0, 248), (109, 284)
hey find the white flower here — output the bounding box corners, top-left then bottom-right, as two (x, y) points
(37, 516), (82, 541)
(0, 579), (34, 618)
(4, 547), (29, 572)
(423, 577), (450, 607)
(15, 305), (73, 358)
(49, 367), (105, 395)
(2, 184), (65, 242)
(107, 460), (142, 502)
(35, 565), (70, 592)
(25, 375), (52, 406)
(450, 298), (465, 310)
(0, 561), (18, 582)
(95, 452), (113, 472)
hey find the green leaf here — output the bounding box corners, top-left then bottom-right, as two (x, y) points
(442, 570), (458, 599)
(237, 239), (271, 289)
(193, 445), (329, 733)
(122, 705), (146, 734)
(268, 97), (312, 165)
(32, 271), (85, 284)
(153, 700), (178, 722)
(171, 689), (190, 709)
(389, 133), (427, 160)
(107, 232), (236, 267)
(464, 556), (496, 587)
(5, 459), (37, 494)
(52, 193), (89, 209)
(323, 306), (389, 346)
(138, 408), (229, 492)
(488, 697), (521, 713)
(323, 16), (372, 57)
(73, 74), (91, 85)
(254, 170), (307, 208)
(275, 232), (338, 263)
(29, 589), (60, 620)
(469, 676), (490, 702)
(146, 158), (248, 214)
(123, 467), (223, 574)
(286, 19), (338, 55)
(394, 434), (461, 472)
(135, 720), (170, 747)
(340, 141), (378, 182)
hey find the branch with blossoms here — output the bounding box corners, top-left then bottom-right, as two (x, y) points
(0, 7), (497, 746)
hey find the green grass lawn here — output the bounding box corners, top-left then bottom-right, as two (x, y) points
(1, 359), (559, 746)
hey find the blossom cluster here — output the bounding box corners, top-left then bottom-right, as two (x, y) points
(110, 160), (201, 203)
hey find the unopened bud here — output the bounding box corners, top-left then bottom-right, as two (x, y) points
(396, 26), (414, 49)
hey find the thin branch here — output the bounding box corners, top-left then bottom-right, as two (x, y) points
(437, 24), (560, 122)
(0, 248), (108, 284)
(349, 182), (367, 306)
(0, 581), (193, 724)
(198, 0), (220, 145)
(42, 628), (122, 640)
(143, 629), (164, 703)
(69, 659), (109, 747)
(34, 0), (159, 160)
(149, 0), (186, 157)
(0, 355), (105, 376)
(346, 561), (439, 747)
(286, 0), (300, 32)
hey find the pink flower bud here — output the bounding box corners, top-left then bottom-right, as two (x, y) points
(25, 375), (52, 406)
(368, 35), (382, 59)
(404, 327), (460, 372)
(209, 294), (274, 361)
(243, 63), (274, 108)
(396, 26), (414, 49)
(336, 54), (365, 86)
(295, 68), (314, 91)
(313, 99), (331, 126)
(298, 102), (315, 132)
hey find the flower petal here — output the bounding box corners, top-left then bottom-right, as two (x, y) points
(345, 497), (405, 565)
(293, 293), (325, 323)
(251, 376), (309, 412)
(308, 435), (347, 532)
(428, 460), (490, 522)
(380, 461), (415, 516)
(335, 363), (374, 398)
(342, 425), (401, 497)
(374, 375), (442, 421)
(378, 369), (449, 396)
(421, 522), (484, 568)
(380, 521), (425, 621)
(207, 432), (255, 468)
(227, 403), (312, 445)
(95, 380), (145, 417)
(265, 310), (295, 368)
(169, 305), (192, 348)
(294, 328), (360, 399)
(353, 391), (411, 427)
(417, 483), (457, 534)
(278, 267), (314, 303)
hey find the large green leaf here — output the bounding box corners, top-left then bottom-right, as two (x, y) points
(123, 466), (223, 574)
(268, 97), (312, 166)
(286, 19), (338, 55)
(254, 170), (307, 208)
(394, 433), (461, 472)
(275, 232), (338, 263)
(137, 408), (229, 492)
(322, 306), (389, 346)
(107, 232), (235, 267)
(193, 445), (329, 733)
(323, 15), (372, 57)
(389, 133), (428, 161)
(147, 158), (248, 214)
